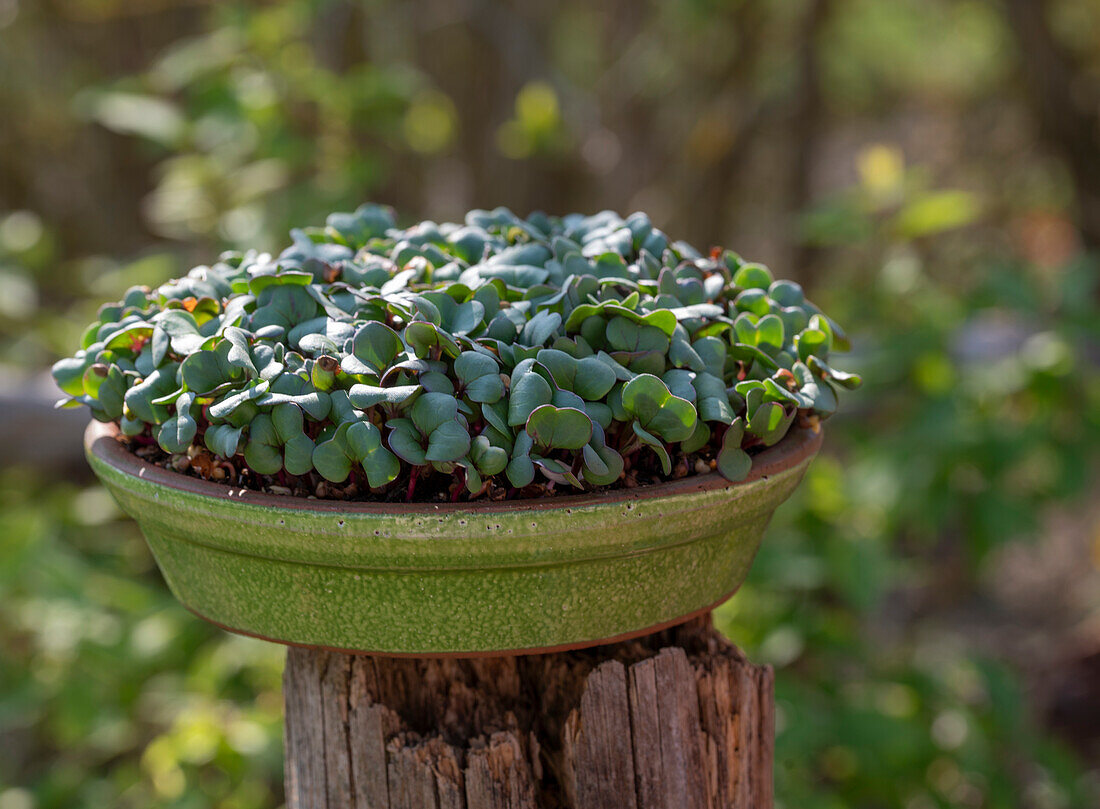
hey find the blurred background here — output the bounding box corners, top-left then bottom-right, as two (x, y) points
(1, 1), (1099, 807)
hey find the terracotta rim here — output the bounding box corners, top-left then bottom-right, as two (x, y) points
(85, 420), (823, 515)
(181, 586), (740, 658)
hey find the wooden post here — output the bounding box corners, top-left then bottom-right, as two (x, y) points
(283, 616), (774, 809)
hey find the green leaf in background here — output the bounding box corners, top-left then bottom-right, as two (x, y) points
(892, 189), (980, 238)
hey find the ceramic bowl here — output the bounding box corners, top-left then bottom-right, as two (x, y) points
(85, 421), (822, 655)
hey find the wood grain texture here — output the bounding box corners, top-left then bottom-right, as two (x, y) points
(754, 666), (776, 809)
(347, 656), (399, 809)
(283, 617), (773, 809)
(322, 654), (354, 809)
(387, 740), (441, 809)
(284, 647), (328, 809)
(561, 660), (637, 809)
(628, 649), (710, 809)
(464, 732), (536, 808)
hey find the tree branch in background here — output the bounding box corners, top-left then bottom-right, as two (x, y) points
(1003, 0), (1100, 251)
(788, 0), (834, 275)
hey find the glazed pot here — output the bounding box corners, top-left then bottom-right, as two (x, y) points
(85, 421), (822, 656)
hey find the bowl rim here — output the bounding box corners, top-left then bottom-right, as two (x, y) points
(85, 419), (823, 515)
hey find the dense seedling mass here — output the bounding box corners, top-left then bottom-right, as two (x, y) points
(56, 206), (858, 500)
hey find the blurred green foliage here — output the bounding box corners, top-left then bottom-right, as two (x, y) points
(0, 472), (285, 809)
(719, 148), (1099, 808)
(2, 0), (1100, 808)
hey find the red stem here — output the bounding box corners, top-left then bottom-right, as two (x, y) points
(450, 468), (465, 502)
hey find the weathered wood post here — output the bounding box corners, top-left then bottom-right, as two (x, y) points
(283, 616), (774, 809)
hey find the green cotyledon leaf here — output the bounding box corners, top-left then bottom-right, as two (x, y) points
(716, 417), (752, 482)
(525, 405), (593, 451)
(454, 351), (504, 403)
(621, 373), (697, 443)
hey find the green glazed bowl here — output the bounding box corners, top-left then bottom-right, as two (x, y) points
(86, 421), (822, 656)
